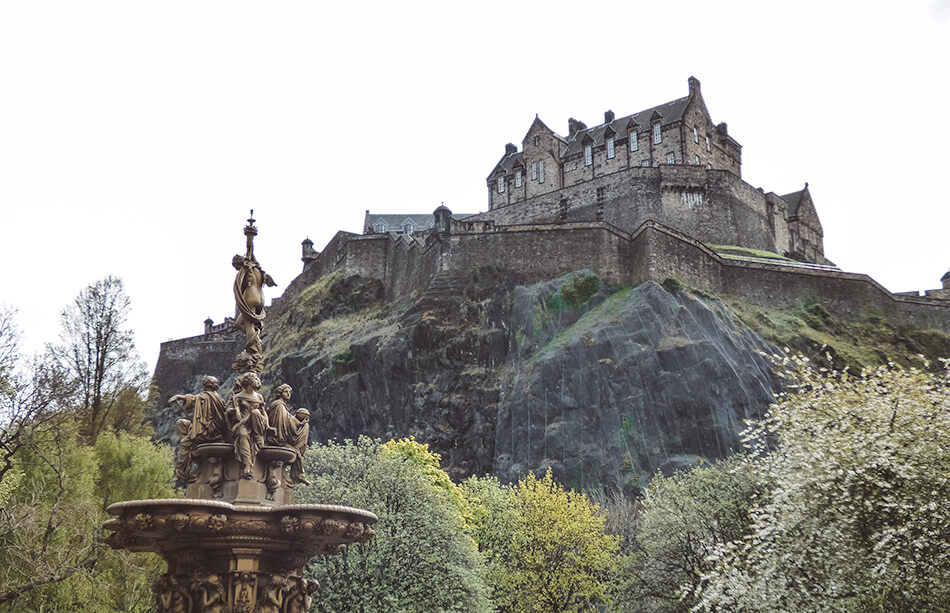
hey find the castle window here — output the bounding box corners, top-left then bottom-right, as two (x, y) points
(596, 187), (606, 202)
(606, 136), (615, 159)
(533, 136), (540, 146)
(584, 144), (592, 166)
(630, 132), (638, 151)
(653, 122), (662, 144)
(539, 160), (545, 183)
(497, 176), (505, 193)
(693, 127), (699, 143)
(531, 162), (538, 180)
(705, 136), (710, 152)
(695, 155), (701, 165)
(666, 152), (675, 164)
(515, 170), (522, 187)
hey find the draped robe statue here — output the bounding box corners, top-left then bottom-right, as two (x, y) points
(267, 384), (310, 485)
(232, 214), (275, 372)
(170, 376), (226, 482)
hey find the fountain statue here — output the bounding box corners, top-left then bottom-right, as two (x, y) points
(104, 213), (376, 612)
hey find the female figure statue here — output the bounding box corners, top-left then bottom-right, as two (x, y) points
(232, 213), (275, 371)
(267, 384), (310, 485)
(226, 372), (270, 478)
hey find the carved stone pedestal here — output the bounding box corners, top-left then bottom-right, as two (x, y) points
(104, 443), (376, 612)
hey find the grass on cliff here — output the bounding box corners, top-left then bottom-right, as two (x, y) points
(720, 294), (950, 371)
(530, 285), (639, 364)
(264, 271), (395, 364)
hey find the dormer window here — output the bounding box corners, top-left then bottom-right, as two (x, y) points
(497, 176), (505, 193)
(606, 136), (615, 159)
(630, 131), (638, 151)
(403, 220), (415, 234)
(373, 221), (386, 233)
(693, 127), (699, 143)
(515, 170), (522, 187)
(584, 144), (592, 166)
(653, 122), (662, 144)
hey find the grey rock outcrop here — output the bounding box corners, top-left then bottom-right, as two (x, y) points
(151, 269), (778, 491)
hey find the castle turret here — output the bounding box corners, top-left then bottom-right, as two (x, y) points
(301, 237), (319, 265)
(942, 269), (950, 290)
(434, 203), (453, 238)
(203, 317), (213, 335)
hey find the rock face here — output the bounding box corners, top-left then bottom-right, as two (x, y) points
(152, 269), (778, 491)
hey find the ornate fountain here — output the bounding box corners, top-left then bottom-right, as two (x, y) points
(104, 213), (376, 613)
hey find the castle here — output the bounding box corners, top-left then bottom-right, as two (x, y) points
(181, 77), (950, 357)
(481, 77), (825, 264)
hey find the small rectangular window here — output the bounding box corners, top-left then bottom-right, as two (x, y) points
(584, 144), (592, 166)
(596, 187), (606, 202)
(531, 162), (538, 180)
(630, 132), (638, 151)
(497, 176), (505, 193)
(695, 155), (700, 165)
(693, 127), (699, 143)
(606, 137), (615, 159)
(705, 136), (710, 152)
(515, 170), (522, 187)
(653, 122), (662, 144)
(641, 160), (650, 167)
(539, 160), (545, 184)
(666, 152), (675, 164)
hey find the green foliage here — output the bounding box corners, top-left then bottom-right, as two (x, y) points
(695, 358), (950, 612)
(380, 437), (478, 533)
(560, 273), (602, 310)
(615, 457), (765, 612)
(0, 418), (176, 612)
(466, 471), (619, 612)
(299, 437), (491, 613)
(800, 294), (834, 331)
(532, 273), (602, 334)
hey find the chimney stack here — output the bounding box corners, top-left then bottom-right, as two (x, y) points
(505, 143), (517, 155)
(568, 118), (587, 138)
(688, 76), (701, 96)
(604, 110), (615, 123)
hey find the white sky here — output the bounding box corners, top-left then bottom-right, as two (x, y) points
(1, 1), (949, 371)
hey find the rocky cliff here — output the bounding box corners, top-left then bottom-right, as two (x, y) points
(152, 268), (794, 492)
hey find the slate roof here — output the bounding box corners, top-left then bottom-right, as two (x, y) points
(562, 95), (691, 157)
(488, 151), (524, 179)
(779, 188), (807, 218)
(364, 212), (477, 234)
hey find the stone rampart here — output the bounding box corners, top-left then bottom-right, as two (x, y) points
(284, 218), (950, 334)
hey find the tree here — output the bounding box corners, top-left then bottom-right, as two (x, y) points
(47, 277), (148, 439)
(299, 437), (491, 613)
(0, 307), (176, 611)
(695, 359), (950, 612)
(613, 457), (765, 613)
(464, 471), (620, 613)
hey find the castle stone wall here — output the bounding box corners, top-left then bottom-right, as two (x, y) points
(471, 167), (781, 255)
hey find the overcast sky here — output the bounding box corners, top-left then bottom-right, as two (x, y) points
(1, 1), (948, 371)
